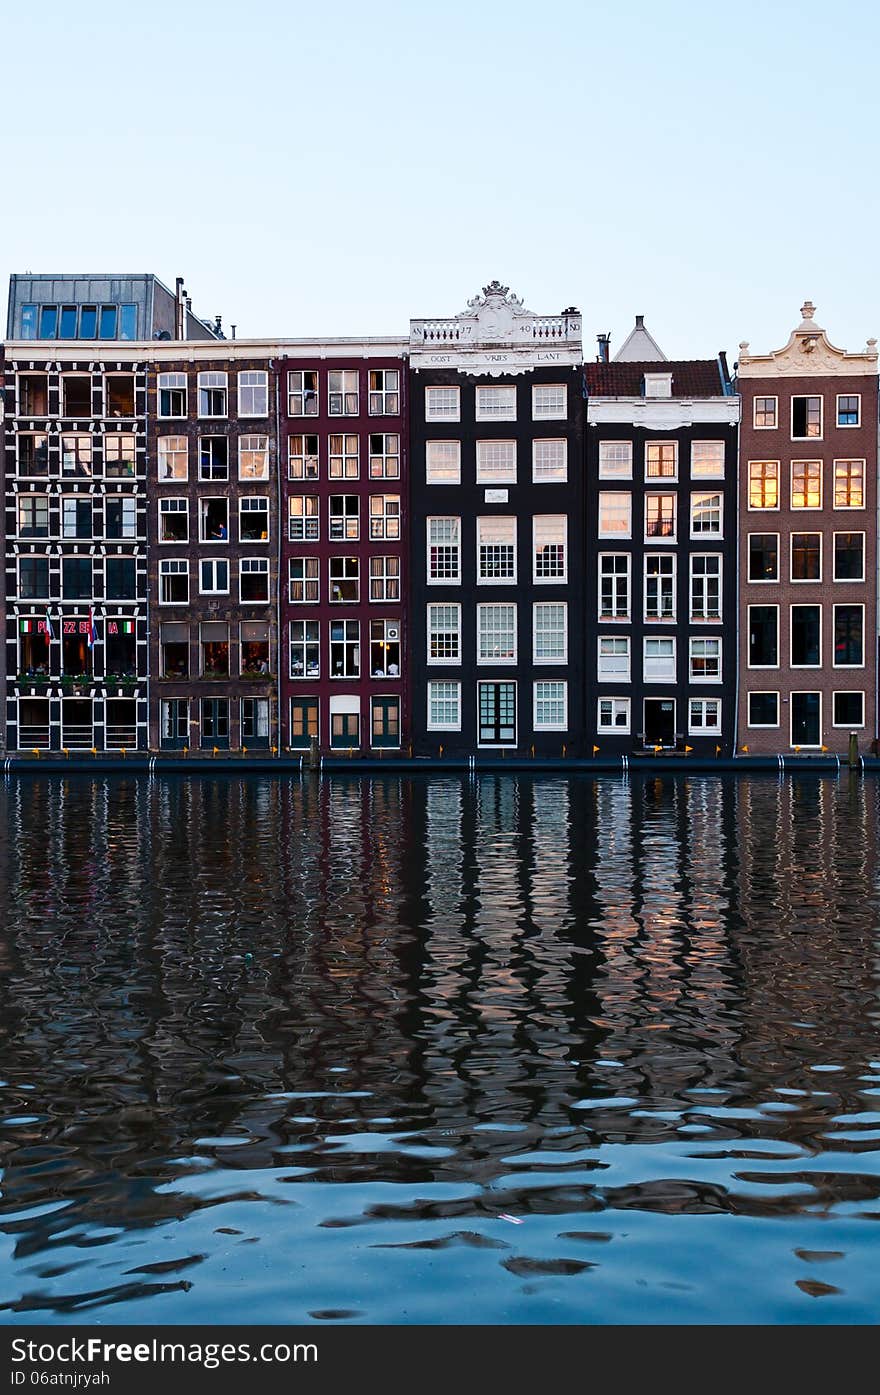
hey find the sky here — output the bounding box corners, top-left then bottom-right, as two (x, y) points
(3, 0), (880, 362)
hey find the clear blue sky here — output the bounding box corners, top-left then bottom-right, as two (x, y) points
(4, 0), (879, 361)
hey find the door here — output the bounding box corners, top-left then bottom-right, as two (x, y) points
(160, 698), (189, 749)
(331, 711), (360, 749)
(201, 698), (229, 749)
(241, 697), (270, 748)
(791, 691), (821, 747)
(290, 697), (318, 750)
(478, 682), (517, 745)
(371, 697), (400, 749)
(644, 698), (676, 747)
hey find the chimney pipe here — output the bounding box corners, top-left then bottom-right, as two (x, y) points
(635, 314), (645, 328)
(597, 333), (610, 363)
(231, 324), (237, 340)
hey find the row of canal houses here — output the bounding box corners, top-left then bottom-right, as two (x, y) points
(1, 273), (877, 758)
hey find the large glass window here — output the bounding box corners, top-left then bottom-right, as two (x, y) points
(833, 605), (863, 666)
(427, 604), (461, 663)
(599, 554), (629, 620)
(749, 460), (778, 509)
(748, 606), (778, 667)
(645, 554), (675, 620)
(748, 533), (778, 582)
(533, 516), (567, 581)
(533, 603), (567, 663)
(791, 605), (821, 666)
(477, 517), (516, 582)
(288, 371), (318, 416)
(690, 555), (721, 620)
(477, 604), (516, 663)
(427, 517), (460, 582)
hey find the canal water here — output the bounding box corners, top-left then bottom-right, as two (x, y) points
(0, 773), (878, 1325)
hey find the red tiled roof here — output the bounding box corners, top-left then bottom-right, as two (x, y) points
(585, 359), (727, 398)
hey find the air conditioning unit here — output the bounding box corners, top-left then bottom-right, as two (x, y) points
(387, 625), (399, 641)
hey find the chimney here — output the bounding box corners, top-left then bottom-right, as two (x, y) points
(597, 333), (610, 363)
(231, 324), (237, 340)
(175, 277), (186, 339)
(635, 314), (644, 328)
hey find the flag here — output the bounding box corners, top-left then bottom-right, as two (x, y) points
(87, 607), (97, 649)
(45, 609), (55, 642)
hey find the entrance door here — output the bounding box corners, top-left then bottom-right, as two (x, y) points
(160, 699), (189, 749)
(644, 698), (676, 747)
(791, 691), (821, 746)
(478, 682), (517, 745)
(290, 697), (318, 750)
(371, 697), (400, 749)
(201, 698), (229, 749)
(241, 697), (270, 748)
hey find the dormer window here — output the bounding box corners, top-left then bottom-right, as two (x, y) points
(644, 373), (672, 398)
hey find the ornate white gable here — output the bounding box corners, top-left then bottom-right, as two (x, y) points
(410, 281), (582, 376)
(738, 302), (878, 378)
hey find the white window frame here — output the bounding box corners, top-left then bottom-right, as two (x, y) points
(368, 433), (400, 480)
(197, 371), (227, 419)
(289, 619), (320, 680)
(368, 368), (400, 417)
(427, 603), (461, 665)
(532, 383), (567, 421)
(427, 516), (461, 585)
(329, 494), (360, 542)
(791, 459), (823, 510)
(288, 556), (319, 604)
(836, 393), (861, 429)
(597, 697), (631, 733)
(790, 691), (823, 749)
(425, 440), (461, 484)
(790, 394), (823, 442)
(690, 491), (723, 539)
(288, 494), (320, 542)
(747, 691), (780, 729)
(238, 434), (269, 481)
(288, 433), (319, 480)
(427, 680), (462, 731)
(598, 635), (630, 682)
(690, 440), (725, 479)
(833, 458), (865, 510)
(644, 553), (676, 622)
(533, 680), (568, 731)
(689, 635), (722, 683)
(476, 440), (517, 484)
(287, 370), (318, 417)
(533, 602), (567, 664)
(477, 516), (517, 585)
(159, 558), (189, 605)
(157, 435), (188, 482)
(240, 557), (270, 604)
(237, 372), (269, 418)
(789, 531), (822, 584)
(475, 385), (516, 421)
(532, 438), (567, 483)
(747, 604), (780, 670)
(598, 491), (632, 539)
(690, 554), (722, 621)
(159, 495), (189, 543)
(157, 372), (187, 419)
(599, 552), (630, 621)
(643, 636), (676, 682)
(688, 698), (722, 735)
(832, 690), (865, 728)
(832, 602), (865, 669)
(329, 555), (360, 604)
(369, 494), (400, 541)
(327, 369), (359, 416)
(476, 604), (517, 666)
(425, 386), (460, 422)
(753, 395), (778, 430)
(790, 603), (823, 669)
(833, 530), (865, 583)
(748, 460), (780, 511)
(239, 495), (270, 543)
(199, 557), (230, 595)
(747, 532), (780, 584)
(369, 554), (400, 602)
(533, 515), (567, 583)
(598, 441), (633, 479)
(328, 433), (360, 480)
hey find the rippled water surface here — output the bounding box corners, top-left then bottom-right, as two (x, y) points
(0, 772), (879, 1324)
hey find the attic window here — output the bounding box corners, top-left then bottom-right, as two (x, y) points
(644, 373), (672, 398)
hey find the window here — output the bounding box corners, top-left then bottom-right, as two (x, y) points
(241, 621), (270, 680)
(79, 306), (97, 338)
(369, 369), (399, 415)
(426, 440), (461, 483)
(644, 373), (672, 397)
(598, 492), (631, 537)
(105, 557), (136, 600)
(754, 396), (777, 428)
(476, 385), (516, 420)
(533, 516), (567, 582)
(330, 619), (360, 676)
(598, 441), (633, 479)
(17, 495), (49, 538)
(19, 373), (49, 416)
(599, 554), (629, 620)
(104, 435), (136, 478)
(290, 620), (320, 678)
(239, 435), (269, 480)
(792, 395), (822, 438)
(598, 697), (630, 732)
(534, 681), (567, 729)
(477, 440), (517, 483)
(533, 439), (567, 482)
(61, 557), (92, 599)
(791, 532), (821, 581)
(18, 557), (50, 598)
(477, 604), (516, 663)
(691, 492), (722, 537)
(428, 681), (461, 730)
(369, 555), (400, 601)
(62, 435), (92, 477)
(645, 494), (676, 539)
(61, 496), (92, 539)
(533, 603), (567, 663)
(330, 556), (359, 603)
(791, 605), (821, 666)
(834, 532), (864, 582)
(428, 517), (460, 582)
(644, 636), (676, 681)
(330, 494), (359, 540)
(200, 558), (229, 594)
(749, 460), (778, 509)
(288, 434), (319, 479)
(99, 305), (119, 339)
(645, 442), (677, 479)
(199, 436), (228, 481)
(834, 459), (864, 508)
(200, 622), (229, 678)
(61, 622), (93, 678)
(748, 692), (779, 727)
(240, 558), (270, 603)
(160, 622), (189, 679)
(369, 494), (400, 540)
(160, 560), (189, 604)
(370, 620), (400, 677)
(645, 554), (675, 620)
(198, 372), (227, 417)
(792, 460), (822, 509)
(748, 533), (778, 582)
(478, 681), (517, 744)
(690, 636), (721, 681)
(38, 305), (59, 339)
(478, 516), (516, 582)
(289, 495), (319, 541)
(833, 691), (864, 727)
(329, 433), (359, 479)
(238, 371), (268, 417)
(328, 370), (359, 415)
(688, 698), (721, 733)
(105, 376), (135, 417)
(532, 384), (567, 420)
(288, 370), (318, 417)
(17, 434), (49, 475)
(118, 304), (137, 339)
(690, 555), (721, 620)
(598, 636), (630, 680)
(289, 557), (319, 603)
(19, 304), (38, 338)
(290, 697), (319, 749)
(158, 435), (187, 480)
(199, 498), (229, 542)
(427, 604), (461, 663)
(834, 605), (863, 666)
(837, 395), (860, 427)
(691, 441), (725, 478)
(105, 497), (137, 539)
(369, 433), (400, 479)
(240, 496), (269, 541)
(748, 606), (778, 667)
(156, 372), (187, 418)
(425, 386), (460, 422)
